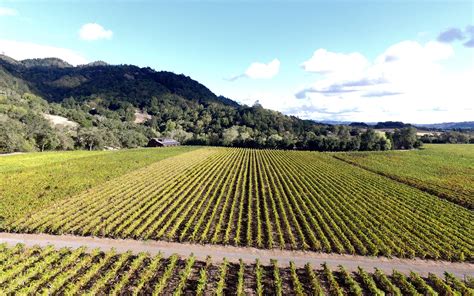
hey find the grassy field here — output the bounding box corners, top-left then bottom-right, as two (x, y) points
(0, 150), (107, 173)
(0, 147), (196, 223)
(0, 244), (471, 295)
(335, 144), (474, 209)
(8, 147), (473, 261)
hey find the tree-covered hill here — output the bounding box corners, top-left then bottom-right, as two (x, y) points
(0, 54), (237, 107)
(0, 54), (433, 153)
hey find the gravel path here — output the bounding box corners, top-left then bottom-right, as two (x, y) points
(1, 232), (472, 277)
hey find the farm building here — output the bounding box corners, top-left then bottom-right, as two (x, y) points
(147, 138), (180, 147)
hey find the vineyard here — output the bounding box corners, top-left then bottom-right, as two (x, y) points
(335, 144), (474, 209)
(0, 244), (472, 295)
(0, 146), (195, 222)
(8, 147), (474, 262)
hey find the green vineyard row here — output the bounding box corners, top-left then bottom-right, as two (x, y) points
(8, 147), (474, 261)
(0, 244), (472, 295)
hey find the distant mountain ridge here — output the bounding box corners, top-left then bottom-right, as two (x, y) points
(318, 120), (474, 130)
(414, 122), (474, 130)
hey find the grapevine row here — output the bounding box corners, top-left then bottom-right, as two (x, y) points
(0, 244), (472, 295)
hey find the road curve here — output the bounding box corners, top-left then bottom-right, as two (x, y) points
(1, 232), (472, 278)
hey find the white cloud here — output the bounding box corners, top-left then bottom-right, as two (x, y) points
(228, 59), (280, 81)
(0, 39), (88, 66)
(301, 49), (368, 78)
(0, 7), (18, 16)
(245, 59), (280, 79)
(292, 40), (473, 123)
(79, 23), (113, 41)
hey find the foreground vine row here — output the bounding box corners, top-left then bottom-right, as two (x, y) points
(0, 244), (472, 295)
(9, 148), (474, 261)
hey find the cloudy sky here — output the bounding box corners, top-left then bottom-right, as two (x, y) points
(0, 1), (473, 123)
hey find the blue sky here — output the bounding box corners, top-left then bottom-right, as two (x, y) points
(1, 0), (473, 123)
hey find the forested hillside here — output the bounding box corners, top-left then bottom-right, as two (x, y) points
(1, 54), (420, 153)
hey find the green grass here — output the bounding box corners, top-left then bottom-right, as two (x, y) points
(334, 144), (474, 209)
(0, 147), (197, 223)
(0, 150), (107, 173)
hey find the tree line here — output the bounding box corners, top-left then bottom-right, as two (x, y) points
(420, 131), (474, 144)
(0, 92), (428, 153)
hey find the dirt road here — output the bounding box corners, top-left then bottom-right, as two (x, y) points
(0, 152), (24, 157)
(1, 232), (472, 277)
